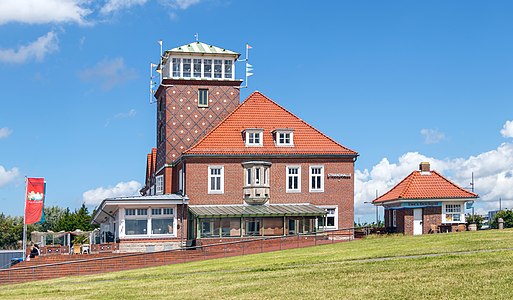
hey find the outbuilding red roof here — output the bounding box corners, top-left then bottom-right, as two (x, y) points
(373, 169), (478, 204)
(184, 91), (357, 156)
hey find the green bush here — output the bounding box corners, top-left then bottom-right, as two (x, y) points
(465, 214), (484, 230)
(490, 209), (513, 229)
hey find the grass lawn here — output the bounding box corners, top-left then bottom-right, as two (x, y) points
(1, 229), (513, 299)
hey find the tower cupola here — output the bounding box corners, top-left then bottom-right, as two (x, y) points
(160, 42), (240, 81)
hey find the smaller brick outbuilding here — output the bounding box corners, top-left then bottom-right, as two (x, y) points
(372, 162), (478, 235)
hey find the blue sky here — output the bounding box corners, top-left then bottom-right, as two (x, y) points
(1, 0), (513, 222)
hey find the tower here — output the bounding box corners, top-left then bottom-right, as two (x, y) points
(150, 41), (242, 195)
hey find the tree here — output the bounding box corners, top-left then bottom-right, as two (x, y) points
(490, 209), (513, 229)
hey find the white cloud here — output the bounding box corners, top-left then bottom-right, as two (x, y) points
(0, 31), (59, 64)
(355, 141), (513, 219)
(500, 120), (513, 138)
(0, 127), (12, 139)
(0, 165), (20, 187)
(0, 0), (91, 25)
(100, 0), (149, 15)
(420, 128), (445, 144)
(83, 181), (142, 206)
(79, 57), (137, 90)
(105, 109), (137, 126)
(115, 109), (137, 119)
(160, 0), (201, 10)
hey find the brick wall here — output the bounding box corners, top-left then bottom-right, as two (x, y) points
(1, 231), (351, 285)
(183, 157), (354, 230)
(155, 80), (241, 171)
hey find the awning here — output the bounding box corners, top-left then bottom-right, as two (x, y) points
(189, 204), (326, 218)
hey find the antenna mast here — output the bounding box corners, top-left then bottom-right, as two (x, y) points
(238, 43), (253, 88)
(149, 40), (163, 104)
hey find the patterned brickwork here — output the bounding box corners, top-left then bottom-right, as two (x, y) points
(155, 81), (240, 171)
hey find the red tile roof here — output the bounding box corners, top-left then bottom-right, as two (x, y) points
(373, 170), (478, 204)
(184, 91), (357, 156)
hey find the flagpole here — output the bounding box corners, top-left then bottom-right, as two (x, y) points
(22, 177), (27, 261)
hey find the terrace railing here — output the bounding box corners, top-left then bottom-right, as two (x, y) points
(0, 227), (358, 285)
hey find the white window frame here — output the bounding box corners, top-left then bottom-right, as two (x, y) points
(178, 168), (184, 193)
(392, 210), (397, 227)
(244, 129), (263, 147)
(122, 207), (177, 238)
(317, 206), (338, 230)
(275, 130), (294, 146)
(443, 203), (464, 223)
(224, 60), (233, 79)
(286, 166), (301, 193)
(198, 89), (209, 107)
(156, 175), (164, 195)
(309, 165), (324, 192)
(208, 166), (224, 194)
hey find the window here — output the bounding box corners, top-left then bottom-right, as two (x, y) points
(125, 208), (148, 235)
(204, 59), (212, 78)
(445, 204), (463, 223)
(286, 166), (301, 192)
(244, 130), (263, 146)
(244, 164), (269, 187)
(200, 218), (220, 238)
(275, 131), (294, 146)
(158, 124), (165, 144)
(172, 58), (181, 77)
(208, 166), (224, 193)
(183, 59), (191, 77)
(245, 218), (261, 236)
(310, 166), (324, 192)
(178, 168), (183, 193)
(214, 59), (222, 78)
(317, 207), (337, 229)
(224, 60), (232, 79)
(156, 175), (164, 195)
(193, 59), (202, 77)
(198, 89), (208, 107)
(392, 210), (397, 227)
(125, 207), (174, 236)
(151, 208), (174, 235)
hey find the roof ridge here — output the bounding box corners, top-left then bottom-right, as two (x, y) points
(373, 171), (415, 203)
(253, 92), (357, 154)
(183, 91), (259, 154)
(431, 170), (478, 197)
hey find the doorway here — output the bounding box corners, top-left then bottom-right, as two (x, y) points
(413, 208), (423, 235)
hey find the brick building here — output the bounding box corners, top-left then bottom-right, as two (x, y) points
(373, 162), (478, 235)
(92, 41), (358, 251)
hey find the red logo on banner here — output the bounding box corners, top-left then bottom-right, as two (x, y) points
(24, 178), (45, 225)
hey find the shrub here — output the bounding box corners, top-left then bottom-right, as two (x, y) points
(489, 209), (513, 229)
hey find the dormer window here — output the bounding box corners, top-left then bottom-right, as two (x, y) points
(244, 129), (263, 146)
(273, 129), (294, 146)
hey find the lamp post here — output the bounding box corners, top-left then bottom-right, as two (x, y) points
(364, 201), (378, 226)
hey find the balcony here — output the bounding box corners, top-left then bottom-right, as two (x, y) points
(243, 185), (270, 205)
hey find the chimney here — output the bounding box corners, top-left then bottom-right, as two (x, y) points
(419, 162), (431, 172)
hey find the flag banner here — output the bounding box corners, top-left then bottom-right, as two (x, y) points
(247, 44), (252, 49)
(24, 178), (45, 225)
(466, 201), (474, 209)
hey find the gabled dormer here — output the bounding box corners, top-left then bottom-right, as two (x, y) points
(242, 128), (264, 147)
(272, 128), (294, 147)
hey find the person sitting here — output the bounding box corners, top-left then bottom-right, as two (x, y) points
(29, 244), (40, 258)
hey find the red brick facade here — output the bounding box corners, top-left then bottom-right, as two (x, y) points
(183, 157), (355, 230)
(384, 207), (466, 235)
